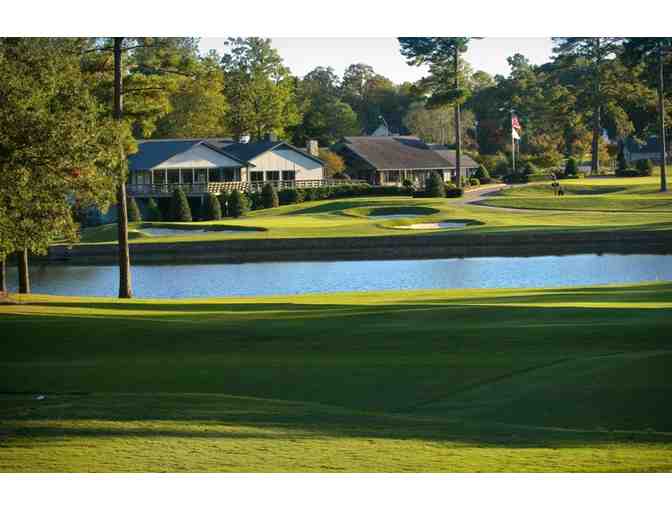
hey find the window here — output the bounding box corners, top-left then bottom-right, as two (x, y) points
(282, 171), (295, 181)
(266, 171), (280, 181)
(167, 169), (180, 184)
(195, 169), (208, 183)
(181, 169), (194, 184)
(223, 169), (238, 182)
(250, 171), (264, 182)
(154, 170), (167, 185)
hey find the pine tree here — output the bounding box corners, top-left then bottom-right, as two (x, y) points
(126, 195), (142, 222)
(426, 172), (446, 197)
(261, 183), (279, 209)
(145, 198), (162, 221)
(169, 188), (192, 222)
(228, 190), (250, 218)
(204, 193), (222, 220)
(218, 191), (230, 217)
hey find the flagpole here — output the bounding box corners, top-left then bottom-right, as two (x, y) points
(511, 110), (516, 173)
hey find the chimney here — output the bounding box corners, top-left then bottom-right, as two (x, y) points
(239, 134), (250, 144)
(307, 140), (319, 157)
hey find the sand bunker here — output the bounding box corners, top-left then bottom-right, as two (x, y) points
(394, 222), (468, 230)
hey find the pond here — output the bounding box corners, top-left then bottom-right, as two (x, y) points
(6, 254), (672, 298)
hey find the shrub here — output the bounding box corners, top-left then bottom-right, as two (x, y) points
(261, 183), (280, 209)
(203, 193), (222, 221)
(636, 159), (653, 176)
(218, 191), (230, 217)
(564, 157), (578, 176)
(228, 190), (249, 218)
(473, 165), (491, 184)
(616, 150), (629, 175)
(168, 188), (192, 222)
(425, 172), (446, 197)
(126, 195), (142, 222)
(303, 187), (318, 201)
(248, 191), (264, 210)
(145, 198), (162, 221)
(445, 186), (464, 198)
(469, 178), (480, 187)
(494, 159), (511, 177)
(521, 160), (538, 175)
(278, 188), (304, 205)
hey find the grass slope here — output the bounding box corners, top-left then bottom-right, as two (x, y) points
(75, 177), (672, 244)
(1, 283), (671, 472)
(481, 176), (672, 213)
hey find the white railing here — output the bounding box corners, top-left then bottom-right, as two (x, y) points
(127, 179), (366, 196)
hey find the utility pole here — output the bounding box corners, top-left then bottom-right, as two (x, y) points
(114, 37), (132, 299)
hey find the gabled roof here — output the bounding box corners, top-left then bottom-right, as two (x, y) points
(341, 136), (451, 171)
(221, 140), (324, 165)
(128, 139), (202, 171)
(427, 145), (480, 169)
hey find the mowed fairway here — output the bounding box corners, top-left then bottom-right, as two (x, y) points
(74, 176), (672, 244)
(1, 283), (671, 472)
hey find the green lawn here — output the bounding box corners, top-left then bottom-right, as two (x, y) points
(1, 283), (671, 472)
(75, 176), (672, 244)
(481, 176), (672, 213)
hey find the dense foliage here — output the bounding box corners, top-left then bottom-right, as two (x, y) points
(203, 193), (222, 220)
(261, 183), (279, 209)
(169, 188), (192, 222)
(127, 196), (142, 222)
(228, 190), (250, 218)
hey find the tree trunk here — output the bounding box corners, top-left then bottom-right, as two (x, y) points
(659, 45), (668, 192)
(591, 104), (601, 175)
(18, 248), (30, 294)
(114, 37), (133, 299)
(0, 256), (6, 295)
(454, 46), (462, 186)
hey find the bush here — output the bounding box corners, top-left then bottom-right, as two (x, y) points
(169, 188), (192, 222)
(564, 157), (578, 176)
(445, 186), (464, 198)
(473, 165), (491, 184)
(203, 193), (222, 221)
(521, 160), (538, 175)
(145, 198), (162, 221)
(469, 178), (480, 187)
(278, 188), (304, 205)
(425, 172), (446, 197)
(248, 191), (264, 210)
(616, 150), (629, 175)
(261, 183), (280, 209)
(126, 195), (142, 222)
(218, 191), (230, 217)
(636, 159), (653, 176)
(228, 190), (249, 218)
(494, 159), (512, 177)
(618, 169), (641, 178)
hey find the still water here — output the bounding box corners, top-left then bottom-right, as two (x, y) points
(7, 254), (672, 298)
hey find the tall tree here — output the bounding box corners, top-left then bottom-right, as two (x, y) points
(399, 37), (476, 185)
(623, 38), (672, 192)
(0, 38), (125, 294)
(220, 38), (301, 140)
(294, 66), (359, 145)
(552, 38), (623, 174)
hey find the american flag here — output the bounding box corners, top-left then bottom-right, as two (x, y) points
(511, 115), (521, 131)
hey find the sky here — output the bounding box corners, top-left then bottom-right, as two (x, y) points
(199, 38), (555, 83)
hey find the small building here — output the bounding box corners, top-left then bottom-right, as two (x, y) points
(126, 136), (326, 199)
(335, 136), (479, 186)
(622, 136), (670, 164)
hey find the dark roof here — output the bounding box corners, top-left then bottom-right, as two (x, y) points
(221, 140), (324, 165)
(427, 145), (480, 168)
(127, 138), (324, 171)
(341, 136), (451, 171)
(623, 136), (666, 154)
(128, 139), (202, 171)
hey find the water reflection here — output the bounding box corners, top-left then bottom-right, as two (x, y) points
(6, 254), (672, 299)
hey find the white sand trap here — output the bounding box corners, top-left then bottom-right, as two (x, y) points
(139, 228), (248, 237)
(395, 222), (468, 230)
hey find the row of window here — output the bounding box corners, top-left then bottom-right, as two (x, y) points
(130, 168), (296, 185)
(250, 171), (295, 182)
